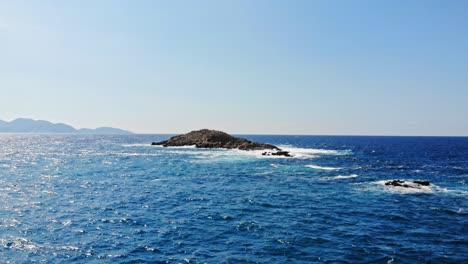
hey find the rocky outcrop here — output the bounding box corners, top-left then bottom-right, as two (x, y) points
(262, 151), (292, 157)
(152, 129), (292, 156)
(385, 180), (430, 189)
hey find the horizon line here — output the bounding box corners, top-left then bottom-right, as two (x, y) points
(2, 118), (467, 137)
(141, 133), (468, 137)
(2, 132), (463, 138)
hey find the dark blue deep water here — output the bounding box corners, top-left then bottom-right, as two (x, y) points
(0, 134), (467, 263)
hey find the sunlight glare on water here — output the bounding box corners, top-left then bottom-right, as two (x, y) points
(0, 134), (467, 263)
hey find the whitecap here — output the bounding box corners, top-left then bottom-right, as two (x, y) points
(253, 171), (275, 176)
(151, 178), (168, 182)
(152, 144), (352, 163)
(305, 164), (341, 171)
(155, 145), (197, 149)
(276, 145), (351, 159)
(121, 143), (154, 147)
(0, 237), (40, 251)
(115, 153), (161, 157)
(58, 245), (80, 251)
(323, 174), (358, 180)
(372, 180), (440, 194)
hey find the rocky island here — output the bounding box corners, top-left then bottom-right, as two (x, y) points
(152, 129), (292, 157)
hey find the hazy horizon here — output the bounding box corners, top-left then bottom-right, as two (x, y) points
(1, 1), (467, 136)
(0, 117), (466, 137)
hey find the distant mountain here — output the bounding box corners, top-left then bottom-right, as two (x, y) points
(78, 127), (134, 135)
(0, 118), (134, 135)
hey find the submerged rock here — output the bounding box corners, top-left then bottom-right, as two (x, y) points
(384, 180), (430, 189)
(152, 129), (291, 156)
(261, 151), (292, 157)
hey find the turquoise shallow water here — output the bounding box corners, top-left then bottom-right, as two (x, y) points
(0, 134), (467, 263)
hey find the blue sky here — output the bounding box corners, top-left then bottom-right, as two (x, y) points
(1, 0), (467, 135)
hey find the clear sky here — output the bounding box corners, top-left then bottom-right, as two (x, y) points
(1, 0), (467, 135)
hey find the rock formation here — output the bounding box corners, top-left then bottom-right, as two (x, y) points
(152, 129), (292, 157)
(384, 180), (430, 189)
(262, 151), (292, 157)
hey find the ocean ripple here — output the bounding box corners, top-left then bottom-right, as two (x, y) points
(0, 134), (466, 263)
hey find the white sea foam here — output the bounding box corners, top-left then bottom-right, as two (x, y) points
(371, 180), (448, 194)
(154, 145), (197, 149)
(190, 150), (256, 163)
(305, 164), (341, 171)
(322, 174), (358, 180)
(121, 143), (154, 147)
(151, 178), (168, 182)
(277, 145), (351, 159)
(0, 236), (79, 252)
(116, 153), (161, 157)
(124, 144), (198, 149)
(253, 171), (276, 176)
(149, 144), (352, 163)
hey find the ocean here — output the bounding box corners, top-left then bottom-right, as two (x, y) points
(0, 134), (466, 263)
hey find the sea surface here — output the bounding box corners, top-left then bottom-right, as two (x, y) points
(0, 134), (467, 263)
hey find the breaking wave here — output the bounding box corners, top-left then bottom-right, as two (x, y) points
(322, 174), (358, 180)
(370, 180), (450, 194)
(305, 164), (342, 171)
(153, 144), (351, 162)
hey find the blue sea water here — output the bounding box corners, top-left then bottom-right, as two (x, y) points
(0, 134), (467, 263)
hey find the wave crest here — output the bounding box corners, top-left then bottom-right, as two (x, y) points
(323, 174), (358, 180)
(305, 164), (341, 171)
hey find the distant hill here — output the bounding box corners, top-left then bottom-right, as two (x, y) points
(0, 118), (134, 135)
(78, 127), (134, 135)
